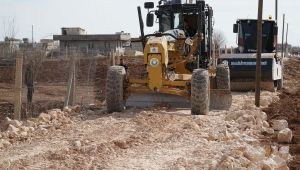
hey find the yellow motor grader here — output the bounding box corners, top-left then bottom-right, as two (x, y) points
(106, 0), (232, 115)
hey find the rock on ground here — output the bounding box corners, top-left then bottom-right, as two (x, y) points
(278, 128), (293, 143)
(272, 119), (289, 131)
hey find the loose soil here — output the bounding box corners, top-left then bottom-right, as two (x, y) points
(263, 57), (300, 170)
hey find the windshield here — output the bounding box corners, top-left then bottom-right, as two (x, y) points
(174, 13), (181, 29)
(238, 21), (275, 53)
(159, 12), (183, 32)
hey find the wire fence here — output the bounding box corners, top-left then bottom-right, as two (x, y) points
(0, 47), (143, 120)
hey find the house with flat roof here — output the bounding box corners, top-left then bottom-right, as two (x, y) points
(53, 27), (131, 56)
(0, 38), (22, 58)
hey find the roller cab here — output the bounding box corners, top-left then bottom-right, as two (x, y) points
(219, 19), (283, 91)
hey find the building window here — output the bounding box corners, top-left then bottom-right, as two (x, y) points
(62, 29), (67, 35)
(88, 43), (94, 49)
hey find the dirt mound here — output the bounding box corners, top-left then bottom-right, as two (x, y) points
(263, 57), (300, 169)
(0, 56), (144, 84)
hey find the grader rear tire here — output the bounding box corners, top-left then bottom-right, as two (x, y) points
(277, 79), (283, 90)
(216, 62), (230, 89)
(106, 66), (126, 113)
(191, 69), (209, 115)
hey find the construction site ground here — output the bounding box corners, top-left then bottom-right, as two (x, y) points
(0, 56), (299, 169)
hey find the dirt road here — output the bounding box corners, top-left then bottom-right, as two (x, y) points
(0, 89), (287, 169)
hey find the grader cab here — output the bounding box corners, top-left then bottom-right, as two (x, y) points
(106, 0), (232, 115)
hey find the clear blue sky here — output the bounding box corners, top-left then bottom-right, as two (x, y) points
(0, 0), (298, 46)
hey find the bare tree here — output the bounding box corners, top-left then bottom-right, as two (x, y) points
(213, 30), (226, 50)
(0, 17), (19, 58)
(2, 16), (17, 40)
(213, 30), (226, 57)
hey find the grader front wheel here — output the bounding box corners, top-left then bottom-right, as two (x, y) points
(106, 66), (126, 113)
(216, 61), (230, 89)
(191, 69), (209, 115)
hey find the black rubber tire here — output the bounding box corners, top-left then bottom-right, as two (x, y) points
(191, 69), (209, 115)
(106, 66), (126, 113)
(277, 60), (284, 90)
(216, 62), (230, 90)
(277, 79), (283, 90)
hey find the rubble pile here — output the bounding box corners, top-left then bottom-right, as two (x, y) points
(217, 92), (292, 169)
(214, 110), (292, 169)
(0, 107), (75, 150)
(215, 144), (291, 169)
(225, 105), (274, 135)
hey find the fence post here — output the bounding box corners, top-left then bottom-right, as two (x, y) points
(14, 52), (23, 120)
(64, 53), (76, 107)
(110, 51), (116, 66)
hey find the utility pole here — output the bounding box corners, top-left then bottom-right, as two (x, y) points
(255, 0), (263, 107)
(32, 25), (34, 48)
(275, 0), (278, 22)
(281, 14), (285, 59)
(285, 23), (289, 56)
(275, 0), (278, 53)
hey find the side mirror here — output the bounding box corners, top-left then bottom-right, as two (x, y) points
(233, 24), (238, 33)
(144, 2), (154, 9)
(274, 25), (278, 36)
(146, 13), (154, 27)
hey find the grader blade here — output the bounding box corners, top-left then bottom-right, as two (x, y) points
(126, 90), (232, 111)
(210, 89), (232, 110)
(126, 93), (190, 108)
